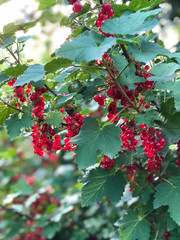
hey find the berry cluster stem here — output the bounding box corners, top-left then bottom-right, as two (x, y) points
(0, 98), (25, 113)
(103, 61), (141, 113)
(120, 44), (132, 63)
(0, 38), (19, 63)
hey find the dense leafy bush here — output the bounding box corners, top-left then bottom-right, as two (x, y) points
(0, 0), (180, 239)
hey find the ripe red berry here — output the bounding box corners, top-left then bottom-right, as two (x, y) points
(72, 1), (82, 13)
(98, 13), (106, 21)
(158, 138), (166, 145)
(20, 96), (26, 102)
(102, 2), (112, 12)
(95, 19), (102, 27)
(156, 131), (162, 138)
(106, 8), (114, 17)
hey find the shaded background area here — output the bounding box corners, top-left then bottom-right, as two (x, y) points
(0, 0), (180, 63)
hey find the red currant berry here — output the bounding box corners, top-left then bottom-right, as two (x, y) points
(156, 131), (162, 138)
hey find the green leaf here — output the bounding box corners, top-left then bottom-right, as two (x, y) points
(160, 112), (180, 143)
(1, 20), (39, 40)
(56, 34), (116, 63)
(44, 58), (73, 74)
(41, 223), (60, 239)
(6, 221), (24, 238)
(14, 64), (45, 86)
(5, 112), (32, 140)
(128, 42), (171, 63)
(149, 63), (179, 83)
(12, 178), (33, 196)
(45, 111), (63, 128)
(112, 0), (163, 17)
(0, 102), (16, 126)
(1, 38), (15, 49)
(128, 0), (163, 11)
(54, 67), (78, 83)
(101, 8), (161, 36)
(38, 0), (56, 10)
(0, 75), (9, 84)
(135, 110), (160, 126)
(17, 35), (33, 43)
(154, 176), (180, 226)
(0, 64), (28, 78)
(112, 55), (144, 89)
(166, 81), (180, 111)
(51, 204), (73, 222)
(55, 93), (76, 108)
(55, 72), (70, 83)
(71, 25), (84, 38)
(115, 151), (135, 166)
(81, 78), (103, 100)
(71, 117), (122, 169)
(21, 112), (32, 128)
(82, 167), (125, 206)
(116, 210), (150, 240)
(158, 99), (180, 143)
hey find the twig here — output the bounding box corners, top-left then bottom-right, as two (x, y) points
(120, 44), (132, 63)
(44, 84), (57, 96)
(16, 41), (21, 64)
(0, 98), (25, 113)
(103, 61), (141, 113)
(0, 38), (19, 63)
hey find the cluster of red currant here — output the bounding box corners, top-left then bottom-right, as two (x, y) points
(107, 101), (119, 122)
(30, 87), (47, 119)
(120, 121), (138, 152)
(163, 231), (171, 240)
(95, 2), (114, 28)
(94, 95), (105, 106)
(31, 122), (62, 157)
(140, 127), (165, 171)
(126, 162), (136, 189)
(30, 193), (60, 215)
(63, 111), (84, 151)
(8, 78), (32, 105)
(134, 62), (154, 94)
(100, 155), (114, 169)
(69, 0), (82, 13)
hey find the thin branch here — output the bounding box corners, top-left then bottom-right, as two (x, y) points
(0, 98), (25, 113)
(120, 44), (132, 63)
(115, 59), (133, 80)
(16, 41), (21, 64)
(44, 84), (57, 96)
(0, 38), (19, 63)
(162, 178), (176, 188)
(103, 61), (141, 113)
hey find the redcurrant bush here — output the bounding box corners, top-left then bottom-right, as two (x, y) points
(0, 0), (180, 239)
